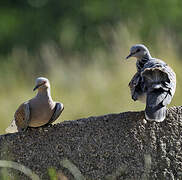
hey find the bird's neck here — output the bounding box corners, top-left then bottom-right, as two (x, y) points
(136, 53), (152, 71)
(139, 52), (152, 61)
(37, 88), (51, 98)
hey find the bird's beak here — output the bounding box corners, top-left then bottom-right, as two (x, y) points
(33, 85), (40, 91)
(126, 52), (134, 60)
(33, 82), (46, 91)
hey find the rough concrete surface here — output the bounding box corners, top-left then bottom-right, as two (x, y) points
(0, 106), (182, 180)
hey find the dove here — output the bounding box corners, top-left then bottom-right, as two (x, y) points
(6, 77), (64, 133)
(126, 44), (176, 122)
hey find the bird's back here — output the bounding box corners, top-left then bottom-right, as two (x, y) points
(143, 58), (166, 69)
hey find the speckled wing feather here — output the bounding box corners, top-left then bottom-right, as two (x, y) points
(6, 102), (30, 133)
(14, 101), (30, 131)
(47, 102), (64, 124)
(129, 71), (140, 90)
(129, 71), (145, 102)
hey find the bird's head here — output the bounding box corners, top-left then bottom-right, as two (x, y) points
(126, 44), (151, 60)
(33, 77), (50, 91)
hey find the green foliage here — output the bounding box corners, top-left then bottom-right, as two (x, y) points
(0, 1), (182, 135)
(48, 168), (57, 180)
(1, 0), (182, 55)
(0, 168), (12, 180)
(60, 158), (85, 180)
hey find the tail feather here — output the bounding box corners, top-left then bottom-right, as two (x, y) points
(142, 67), (173, 122)
(145, 91), (167, 122)
(142, 68), (169, 83)
(5, 119), (18, 133)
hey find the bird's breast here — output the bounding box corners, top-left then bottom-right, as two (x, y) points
(29, 98), (56, 127)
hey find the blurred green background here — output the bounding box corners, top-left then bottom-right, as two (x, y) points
(0, 0), (182, 134)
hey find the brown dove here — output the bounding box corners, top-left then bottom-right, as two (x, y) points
(6, 77), (64, 133)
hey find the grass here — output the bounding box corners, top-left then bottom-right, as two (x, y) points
(0, 25), (182, 134)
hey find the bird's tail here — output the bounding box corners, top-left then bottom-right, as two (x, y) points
(145, 90), (167, 122)
(5, 119), (18, 133)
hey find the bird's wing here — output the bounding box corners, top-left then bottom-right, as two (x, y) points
(129, 71), (141, 89)
(141, 61), (176, 106)
(14, 101), (30, 131)
(47, 102), (64, 124)
(129, 71), (145, 101)
(142, 58), (167, 69)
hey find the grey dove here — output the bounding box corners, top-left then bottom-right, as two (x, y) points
(126, 44), (176, 122)
(6, 77), (64, 133)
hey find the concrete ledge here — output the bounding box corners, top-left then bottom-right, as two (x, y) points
(0, 106), (182, 179)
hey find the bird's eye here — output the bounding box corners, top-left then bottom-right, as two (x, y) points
(136, 49), (140, 53)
